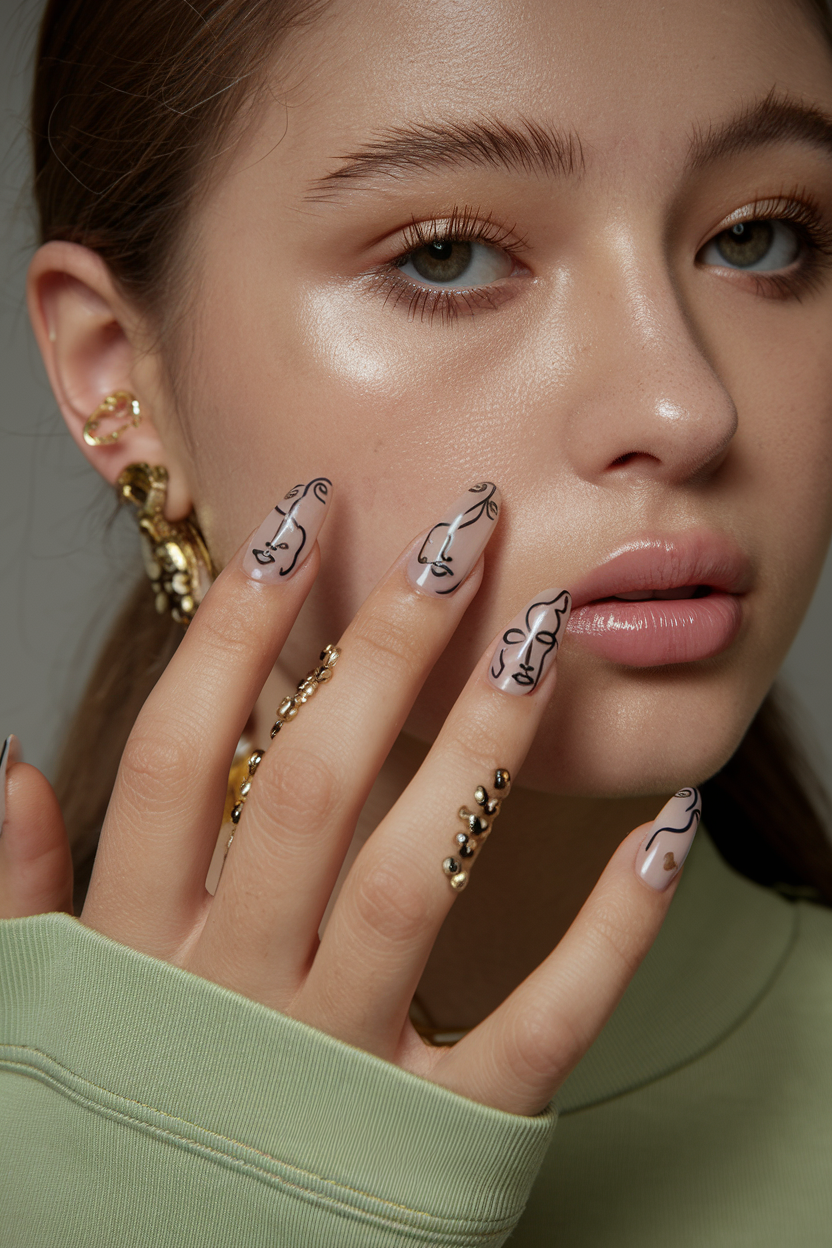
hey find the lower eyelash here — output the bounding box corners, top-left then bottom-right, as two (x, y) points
(367, 270), (505, 325)
(367, 205), (525, 325)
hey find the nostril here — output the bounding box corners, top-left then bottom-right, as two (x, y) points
(608, 451), (662, 470)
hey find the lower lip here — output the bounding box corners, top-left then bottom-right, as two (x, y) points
(566, 592), (743, 667)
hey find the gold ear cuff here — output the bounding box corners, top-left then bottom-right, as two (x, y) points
(83, 391), (142, 446)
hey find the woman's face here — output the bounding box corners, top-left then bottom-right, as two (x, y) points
(159, 0), (832, 797)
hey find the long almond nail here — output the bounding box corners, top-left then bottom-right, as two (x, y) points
(637, 787), (702, 890)
(0, 735), (21, 833)
(408, 482), (501, 597)
(488, 589), (572, 695)
(243, 478), (332, 582)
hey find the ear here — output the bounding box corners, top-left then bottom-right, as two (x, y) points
(27, 241), (192, 521)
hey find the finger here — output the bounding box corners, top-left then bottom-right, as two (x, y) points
(197, 482), (502, 998)
(82, 478), (331, 951)
(301, 588), (572, 1052)
(435, 788), (702, 1115)
(0, 738), (74, 918)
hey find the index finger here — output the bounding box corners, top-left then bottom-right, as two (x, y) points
(81, 478), (332, 951)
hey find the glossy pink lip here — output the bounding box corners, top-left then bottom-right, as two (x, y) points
(566, 532), (752, 667)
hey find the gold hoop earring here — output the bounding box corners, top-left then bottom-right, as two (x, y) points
(117, 463), (214, 627)
(83, 391), (142, 446)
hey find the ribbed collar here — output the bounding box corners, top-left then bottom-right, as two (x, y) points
(556, 831), (797, 1113)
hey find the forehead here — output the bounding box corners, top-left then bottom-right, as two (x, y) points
(270, 0), (832, 167)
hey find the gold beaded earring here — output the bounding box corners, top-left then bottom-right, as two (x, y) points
(117, 462), (214, 627)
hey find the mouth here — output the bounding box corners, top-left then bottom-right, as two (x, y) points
(604, 585), (710, 601)
(566, 534), (751, 668)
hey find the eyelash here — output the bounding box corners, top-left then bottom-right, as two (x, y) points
(369, 192), (832, 326)
(701, 192), (832, 300)
(370, 207), (526, 326)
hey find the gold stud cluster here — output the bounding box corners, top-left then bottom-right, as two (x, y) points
(271, 644), (340, 739)
(222, 748), (264, 862)
(443, 769), (511, 891)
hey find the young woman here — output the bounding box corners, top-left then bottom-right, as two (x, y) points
(2, 0), (832, 1242)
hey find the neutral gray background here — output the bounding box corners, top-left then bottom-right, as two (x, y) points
(2, 0), (831, 786)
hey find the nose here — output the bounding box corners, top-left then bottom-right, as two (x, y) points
(560, 256), (738, 486)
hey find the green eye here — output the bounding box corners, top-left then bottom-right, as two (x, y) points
(397, 238), (513, 287)
(700, 219), (800, 271)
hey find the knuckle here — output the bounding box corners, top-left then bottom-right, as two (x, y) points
(252, 747), (338, 841)
(445, 728), (506, 781)
(116, 727), (196, 816)
(119, 727), (192, 791)
(187, 597), (253, 667)
(501, 1003), (588, 1092)
(586, 901), (644, 980)
(351, 856), (431, 948)
(349, 605), (424, 675)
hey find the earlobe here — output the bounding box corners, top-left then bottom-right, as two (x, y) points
(26, 241), (193, 521)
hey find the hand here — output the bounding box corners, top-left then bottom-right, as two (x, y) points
(0, 483), (696, 1117)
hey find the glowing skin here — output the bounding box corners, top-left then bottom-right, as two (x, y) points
(32, 0), (832, 1028)
(166, 0), (832, 799)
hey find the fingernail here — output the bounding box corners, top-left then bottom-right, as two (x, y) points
(243, 478), (332, 582)
(0, 735), (21, 832)
(488, 589), (572, 695)
(636, 787), (702, 890)
(407, 482), (501, 597)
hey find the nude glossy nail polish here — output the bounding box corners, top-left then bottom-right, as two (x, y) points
(488, 588), (572, 695)
(637, 787), (702, 890)
(0, 735), (21, 833)
(243, 477), (332, 582)
(407, 482), (501, 596)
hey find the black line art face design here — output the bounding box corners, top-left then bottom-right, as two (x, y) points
(642, 787), (702, 853)
(489, 590), (572, 692)
(252, 477), (332, 576)
(416, 482), (500, 593)
(417, 526), (455, 581)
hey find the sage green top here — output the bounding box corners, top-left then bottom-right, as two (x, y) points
(1, 832), (831, 1245)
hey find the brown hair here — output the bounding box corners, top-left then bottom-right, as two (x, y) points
(32, 0), (832, 908)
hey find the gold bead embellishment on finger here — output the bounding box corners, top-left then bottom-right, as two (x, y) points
(270, 644), (340, 738)
(443, 769), (511, 891)
(222, 748), (264, 862)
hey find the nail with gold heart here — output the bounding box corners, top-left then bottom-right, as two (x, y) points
(636, 787), (701, 890)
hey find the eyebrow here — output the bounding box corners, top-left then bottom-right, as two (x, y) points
(306, 117), (584, 200)
(687, 91), (832, 169)
(307, 91), (832, 203)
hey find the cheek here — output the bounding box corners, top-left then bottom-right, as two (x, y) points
(182, 271), (553, 618)
(733, 312), (832, 641)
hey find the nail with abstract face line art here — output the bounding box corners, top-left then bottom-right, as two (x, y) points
(637, 787), (702, 890)
(407, 482), (501, 597)
(243, 477), (332, 583)
(488, 589), (572, 695)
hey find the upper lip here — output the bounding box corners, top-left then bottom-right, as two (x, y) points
(567, 531), (753, 611)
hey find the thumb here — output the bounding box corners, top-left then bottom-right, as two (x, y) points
(0, 737), (74, 918)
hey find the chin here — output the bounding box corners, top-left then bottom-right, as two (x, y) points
(514, 649), (769, 799)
